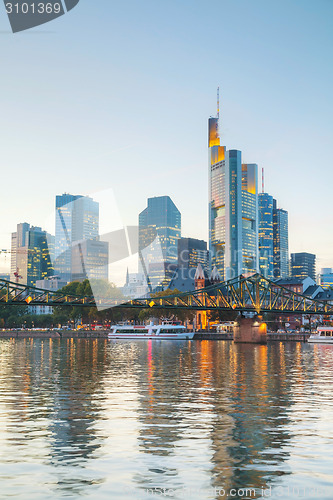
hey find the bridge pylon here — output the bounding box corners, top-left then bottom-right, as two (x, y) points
(233, 317), (267, 344)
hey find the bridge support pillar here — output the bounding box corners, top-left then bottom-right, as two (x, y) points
(233, 318), (267, 344)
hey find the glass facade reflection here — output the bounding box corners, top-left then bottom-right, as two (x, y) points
(139, 196), (181, 289)
(291, 252), (316, 281)
(177, 237), (208, 271)
(55, 194), (100, 282)
(259, 193), (274, 278)
(209, 145), (258, 279)
(10, 223), (53, 286)
(273, 199), (289, 278)
(209, 112), (259, 280)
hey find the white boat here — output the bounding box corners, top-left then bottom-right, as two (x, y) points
(108, 323), (195, 340)
(308, 326), (333, 344)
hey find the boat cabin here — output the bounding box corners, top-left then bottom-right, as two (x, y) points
(317, 327), (333, 337)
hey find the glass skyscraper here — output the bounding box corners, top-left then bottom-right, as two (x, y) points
(139, 196), (181, 289)
(291, 252), (316, 281)
(258, 193), (274, 278)
(273, 199), (289, 278)
(320, 268), (333, 289)
(71, 239), (109, 283)
(55, 194), (104, 282)
(209, 106), (259, 280)
(10, 223), (54, 286)
(177, 237), (208, 271)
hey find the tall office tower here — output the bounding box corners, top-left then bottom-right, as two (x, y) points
(291, 252), (316, 281)
(10, 222), (29, 280)
(10, 223), (54, 286)
(139, 196), (181, 289)
(258, 193), (274, 278)
(178, 237), (208, 271)
(55, 194), (100, 282)
(320, 268), (333, 289)
(209, 97), (258, 280)
(273, 199), (289, 278)
(71, 239), (109, 282)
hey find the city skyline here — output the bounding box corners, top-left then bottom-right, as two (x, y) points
(1, 4), (333, 499)
(1, 89), (330, 281)
(0, 0), (332, 274)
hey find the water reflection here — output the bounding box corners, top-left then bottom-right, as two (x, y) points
(0, 338), (332, 499)
(0, 338), (108, 497)
(132, 341), (295, 498)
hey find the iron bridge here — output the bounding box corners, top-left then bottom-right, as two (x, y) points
(0, 274), (332, 316)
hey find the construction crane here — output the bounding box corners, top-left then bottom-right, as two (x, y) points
(13, 267), (22, 283)
(0, 250), (22, 283)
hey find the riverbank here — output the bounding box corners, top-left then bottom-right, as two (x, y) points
(0, 330), (312, 342)
(0, 330), (108, 339)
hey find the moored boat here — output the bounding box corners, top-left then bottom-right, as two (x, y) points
(308, 326), (333, 344)
(108, 323), (195, 340)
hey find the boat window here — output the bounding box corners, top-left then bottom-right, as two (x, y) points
(326, 332), (331, 337)
(320, 332), (326, 336)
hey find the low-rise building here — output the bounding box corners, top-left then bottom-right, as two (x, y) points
(29, 276), (68, 315)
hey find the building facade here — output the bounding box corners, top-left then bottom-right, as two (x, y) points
(71, 239), (109, 283)
(291, 252), (316, 281)
(320, 268), (333, 289)
(209, 106), (259, 280)
(273, 199), (289, 279)
(178, 237), (208, 271)
(55, 194), (100, 282)
(122, 271), (149, 299)
(10, 223), (54, 286)
(29, 277), (68, 316)
(139, 196), (181, 290)
(258, 193), (274, 278)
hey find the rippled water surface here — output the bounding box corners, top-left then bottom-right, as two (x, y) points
(0, 338), (333, 499)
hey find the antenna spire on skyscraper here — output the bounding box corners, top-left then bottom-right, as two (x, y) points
(217, 87), (220, 120)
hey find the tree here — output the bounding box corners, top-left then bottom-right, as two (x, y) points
(208, 309), (238, 323)
(0, 289), (28, 328)
(53, 279), (126, 327)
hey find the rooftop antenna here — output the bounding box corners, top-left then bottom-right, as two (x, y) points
(262, 167), (264, 193)
(217, 87), (220, 120)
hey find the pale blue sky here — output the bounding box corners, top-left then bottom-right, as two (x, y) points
(0, 0), (332, 273)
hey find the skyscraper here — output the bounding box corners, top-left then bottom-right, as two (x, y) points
(273, 199), (289, 278)
(55, 194), (107, 283)
(10, 223), (54, 286)
(320, 268), (333, 289)
(178, 237), (208, 271)
(209, 96), (259, 280)
(258, 193), (274, 278)
(10, 222), (29, 280)
(139, 196), (181, 289)
(71, 239), (109, 282)
(291, 252), (316, 281)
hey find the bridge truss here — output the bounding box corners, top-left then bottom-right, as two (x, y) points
(0, 274), (332, 315)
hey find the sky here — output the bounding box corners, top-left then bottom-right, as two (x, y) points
(0, 0), (332, 275)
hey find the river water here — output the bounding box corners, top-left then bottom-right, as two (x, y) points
(0, 338), (332, 500)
